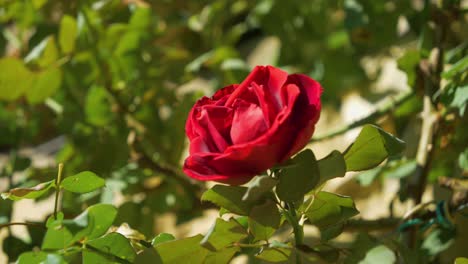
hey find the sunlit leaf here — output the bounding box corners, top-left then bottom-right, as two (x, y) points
(344, 125), (405, 171)
(64, 204), (117, 241)
(151, 233), (175, 246)
(61, 171), (105, 194)
(305, 191), (359, 229)
(26, 67), (62, 104)
(59, 15), (78, 53)
(201, 218), (247, 251)
(87, 233), (136, 262)
(0, 58), (33, 101)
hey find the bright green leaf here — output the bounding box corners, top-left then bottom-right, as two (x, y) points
(16, 251), (47, 264)
(455, 258), (468, 264)
(26, 67), (62, 104)
(152, 233), (175, 246)
(0, 58), (33, 101)
(276, 149), (320, 202)
(85, 86), (113, 126)
(248, 200), (281, 241)
(305, 191), (359, 229)
(397, 50), (420, 86)
(87, 233), (136, 262)
(61, 171), (105, 194)
(59, 15), (78, 53)
(201, 185), (253, 215)
(38, 36), (59, 68)
(1, 180), (55, 201)
(64, 204), (117, 241)
(344, 125), (405, 171)
(201, 218), (247, 251)
(42, 226), (73, 250)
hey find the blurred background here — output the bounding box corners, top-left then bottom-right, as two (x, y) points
(0, 0), (467, 263)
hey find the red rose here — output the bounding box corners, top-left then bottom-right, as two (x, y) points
(183, 65), (322, 185)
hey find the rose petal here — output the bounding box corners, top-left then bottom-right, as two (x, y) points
(230, 99), (268, 144)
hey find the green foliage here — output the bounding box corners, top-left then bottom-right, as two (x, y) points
(0, 0), (466, 262)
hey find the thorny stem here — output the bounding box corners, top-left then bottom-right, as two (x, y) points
(53, 163), (64, 220)
(311, 90), (414, 142)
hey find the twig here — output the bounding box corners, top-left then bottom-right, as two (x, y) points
(342, 218), (400, 232)
(311, 90), (414, 142)
(53, 163), (64, 219)
(0, 222), (44, 229)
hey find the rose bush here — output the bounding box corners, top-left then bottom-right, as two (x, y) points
(184, 65), (322, 184)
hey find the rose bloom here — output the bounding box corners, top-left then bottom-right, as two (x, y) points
(184, 65), (322, 185)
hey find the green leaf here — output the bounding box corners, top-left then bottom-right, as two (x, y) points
(397, 50), (420, 86)
(42, 225), (73, 250)
(64, 204), (117, 241)
(87, 233), (136, 262)
(85, 85), (113, 126)
(421, 228), (455, 256)
(248, 200), (281, 241)
(204, 247), (240, 264)
(305, 191), (359, 229)
(16, 251), (47, 264)
(151, 233), (175, 246)
(200, 218), (247, 251)
(459, 148), (468, 171)
(276, 149), (320, 202)
(59, 15), (78, 53)
(242, 175), (278, 202)
(82, 249), (117, 264)
(317, 150), (346, 185)
(154, 235), (209, 263)
(359, 245), (396, 264)
(344, 125), (405, 171)
(1, 180), (55, 201)
(201, 185), (253, 215)
(455, 258), (468, 264)
(38, 36), (59, 68)
(61, 171), (105, 194)
(0, 58), (33, 101)
(449, 85), (468, 116)
(321, 223), (344, 241)
(256, 246), (292, 263)
(442, 56), (468, 79)
(26, 67), (62, 104)
(356, 167), (383, 186)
